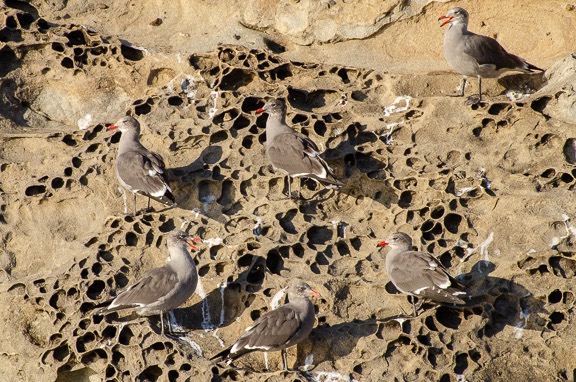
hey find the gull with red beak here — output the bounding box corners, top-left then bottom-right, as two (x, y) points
(439, 7), (543, 103)
(107, 116), (176, 215)
(256, 99), (343, 199)
(378, 232), (467, 317)
(94, 229), (201, 336)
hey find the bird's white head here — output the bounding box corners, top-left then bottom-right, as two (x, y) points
(107, 115), (140, 133)
(255, 99), (287, 116)
(438, 7), (469, 28)
(377, 231), (413, 250)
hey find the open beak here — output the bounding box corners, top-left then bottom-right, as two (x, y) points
(438, 15), (453, 27)
(106, 124), (119, 131)
(377, 241), (389, 248)
(186, 236), (201, 251)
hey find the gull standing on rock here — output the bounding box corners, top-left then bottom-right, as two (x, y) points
(94, 229), (200, 336)
(211, 279), (320, 370)
(439, 7), (543, 103)
(107, 116), (176, 215)
(256, 99), (343, 198)
(378, 232), (467, 316)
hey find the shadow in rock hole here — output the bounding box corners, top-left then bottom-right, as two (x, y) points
(170, 254), (267, 332)
(301, 318), (379, 366)
(168, 145), (230, 225)
(462, 260), (549, 337)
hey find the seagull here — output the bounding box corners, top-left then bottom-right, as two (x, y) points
(107, 116), (176, 215)
(378, 232), (467, 316)
(211, 279), (320, 370)
(439, 7), (543, 103)
(94, 229), (200, 336)
(256, 99), (343, 198)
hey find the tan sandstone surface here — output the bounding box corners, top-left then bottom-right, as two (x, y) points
(1, 0), (576, 381)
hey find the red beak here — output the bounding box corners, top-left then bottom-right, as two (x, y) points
(255, 107), (265, 114)
(377, 241), (389, 248)
(438, 15), (453, 27)
(106, 124), (119, 131)
(309, 290), (321, 298)
(186, 237), (201, 251)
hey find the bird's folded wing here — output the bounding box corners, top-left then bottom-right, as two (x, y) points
(108, 267), (179, 309)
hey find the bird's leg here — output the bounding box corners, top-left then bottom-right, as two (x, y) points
(263, 352), (269, 371)
(285, 175), (292, 199)
(477, 76), (483, 103)
(296, 178), (302, 199)
(411, 298), (426, 317)
(459, 76), (467, 97)
(281, 349), (289, 370)
(160, 312), (165, 336)
(466, 76), (482, 105)
(147, 197), (152, 212)
(133, 193), (138, 216)
(166, 311), (175, 335)
(118, 187), (128, 215)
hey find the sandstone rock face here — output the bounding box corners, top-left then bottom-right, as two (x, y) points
(240, 0), (435, 45)
(2, 1), (576, 382)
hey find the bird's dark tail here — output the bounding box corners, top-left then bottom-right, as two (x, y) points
(210, 346), (256, 363)
(210, 347), (232, 362)
(526, 62), (544, 72)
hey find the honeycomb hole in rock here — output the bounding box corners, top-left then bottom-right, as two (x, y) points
(106, 365), (116, 378)
(25, 185), (46, 196)
(307, 226), (333, 246)
(417, 334), (431, 346)
(434, 306), (462, 329)
(80, 349), (107, 365)
(49, 290), (65, 310)
(530, 96), (551, 113)
(266, 250), (284, 275)
(209, 130), (228, 145)
(86, 280), (105, 300)
(101, 325), (117, 339)
(51, 177), (64, 189)
(398, 191), (414, 208)
(430, 206), (445, 220)
(548, 311), (565, 327)
(134, 103), (151, 115)
(118, 326), (134, 345)
(75, 332), (96, 353)
(444, 213), (462, 234)
(549, 256), (576, 278)
(454, 352), (469, 374)
(548, 289), (562, 304)
(241, 96), (262, 113)
(111, 350), (125, 366)
(220, 68), (255, 91)
(61, 57), (74, 69)
(114, 272), (129, 288)
(51, 42), (65, 52)
(125, 232), (138, 246)
(168, 370), (179, 382)
(138, 365), (162, 381)
(268, 64), (292, 81)
(120, 44), (144, 61)
(277, 209), (298, 235)
(247, 260), (265, 285)
(167, 96), (183, 106)
(487, 103), (509, 116)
